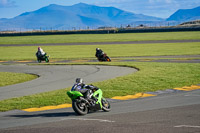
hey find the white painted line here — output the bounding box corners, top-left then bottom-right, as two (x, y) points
(184, 94), (200, 97)
(174, 125), (200, 128)
(61, 118), (115, 123)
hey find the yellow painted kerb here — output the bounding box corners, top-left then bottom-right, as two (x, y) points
(22, 103), (72, 112)
(174, 85), (200, 91)
(111, 93), (156, 100)
(22, 85), (200, 112)
(17, 60), (33, 63)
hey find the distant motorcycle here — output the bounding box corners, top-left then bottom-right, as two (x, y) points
(67, 86), (111, 115)
(36, 52), (49, 63)
(97, 53), (111, 62)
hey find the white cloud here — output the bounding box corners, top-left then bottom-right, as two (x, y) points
(0, 0), (16, 8)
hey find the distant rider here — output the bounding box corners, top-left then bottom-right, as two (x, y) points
(71, 78), (98, 99)
(95, 48), (104, 59)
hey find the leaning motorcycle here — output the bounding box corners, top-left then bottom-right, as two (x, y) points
(36, 52), (49, 63)
(97, 53), (111, 62)
(67, 87), (111, 115)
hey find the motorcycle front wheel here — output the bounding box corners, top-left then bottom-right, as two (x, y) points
(101, 98), (111, 112)
(72, 100), (88, 115)
(45, 57), (49, 63)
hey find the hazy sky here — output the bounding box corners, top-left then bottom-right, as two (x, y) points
(0, 0), (200, 19)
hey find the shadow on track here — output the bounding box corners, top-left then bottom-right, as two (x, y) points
(8, 112), (76, 118)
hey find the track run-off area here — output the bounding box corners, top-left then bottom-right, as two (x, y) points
(0, 40), (200, 133)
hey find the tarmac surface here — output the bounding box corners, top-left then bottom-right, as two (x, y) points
(0, 65), (137, 101)
(0, 54), (200, 64)
(0, 90), (199, 133)
(1, 39), (200, 47)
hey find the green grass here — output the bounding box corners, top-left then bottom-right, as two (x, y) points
(0, 72), (38, 87)
(0, 31), (200, 45)
(0, 42), (200, 61)
(0, 62), (200, 111)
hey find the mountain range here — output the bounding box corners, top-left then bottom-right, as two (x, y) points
(0, 3), (200, 31)
(167, 6), (200, 21)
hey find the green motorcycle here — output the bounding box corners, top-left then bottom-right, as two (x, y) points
(67, 87), (111, 115)
(36, 52), (49, 63)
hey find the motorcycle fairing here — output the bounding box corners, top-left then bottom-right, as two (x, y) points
(67, 91), (83, 100)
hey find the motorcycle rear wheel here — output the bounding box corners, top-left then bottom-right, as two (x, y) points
(72, 100), (88, 115)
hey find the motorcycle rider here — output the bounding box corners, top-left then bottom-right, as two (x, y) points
(36, 46), (46, 57)
(36, 46), (47, 62)
(71, 78), (98, 100)
(95, 48), (104, 60)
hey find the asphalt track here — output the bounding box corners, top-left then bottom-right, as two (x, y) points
(0, 39), (200, 47)
(0, 40), (200, 132)
(0, 65), (137, 101)
(0, 55), (200, 64)
(0, 90), (199, 132)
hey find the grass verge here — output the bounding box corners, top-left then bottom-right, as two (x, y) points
(0, 31), (200, 45)
(0, 42), (200, 61)
(0, 72), (38, 87)
(0, 62), (200, 112)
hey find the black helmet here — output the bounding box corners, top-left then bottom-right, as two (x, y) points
(96, 48), (100, 51)
(76, 78), (83, 84)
